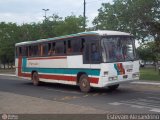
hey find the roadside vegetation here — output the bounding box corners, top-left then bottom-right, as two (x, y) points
(0, 68), (15, 74)
(140, 68), (160, 81)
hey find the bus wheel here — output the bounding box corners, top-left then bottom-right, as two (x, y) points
(108, 84), (119, 90)
(79, 74), (91, 93)
(32, 72), (39, 86)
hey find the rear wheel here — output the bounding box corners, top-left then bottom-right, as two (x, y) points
(79, 74), (91, 93)
(32, 72), (39, 86)
(108, 84), (119, 90)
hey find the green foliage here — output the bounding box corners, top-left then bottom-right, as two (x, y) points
(93, 0), (160, 43)
(137, 41), (160, 61)
(0, 22), (19, 66)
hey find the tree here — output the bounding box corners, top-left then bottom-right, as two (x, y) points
(45, 14), (84, 36)
(137, 41), (160, 63)
(93, 0), (160, 43)
(0, 22), (19, 68)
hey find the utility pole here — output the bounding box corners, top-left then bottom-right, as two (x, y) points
(42, 9), (49, 20)
(83, 0), (86, 31)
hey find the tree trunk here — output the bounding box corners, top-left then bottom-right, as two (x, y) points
(3, 64), (5, 69)
(11, 63), (13, 69)
(8, 63), (10, 69)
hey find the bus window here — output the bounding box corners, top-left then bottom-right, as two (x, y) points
(67, 40), (72, 54)
(15, 47), (18, 57)
(25, 46), (29, 57)
(38, 44), (42, 56)
(32, 45), (38, 56)
(55, 41), (64, 54)
(64, 41), (66, 54)
(83, 43), (90, 64)
(22, 46), (26, 56)
(91, 43), (100, 63)
(48, 43), (52, 56)
(19, 47), (22, 56)
(52, 42), (56, 55)
(28, 46), (32, 57)
(72, 39), (81, 53)
(81, 38), (85, 52)
(42, 43), (48, 56)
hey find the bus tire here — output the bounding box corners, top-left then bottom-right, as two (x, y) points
(79, 74), (91, 93)
(32, 72), (39, 86)
(108, 84), (119, 90)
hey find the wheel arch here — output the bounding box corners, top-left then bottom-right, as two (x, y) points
(31, 70), (38, 79)
(76, 72), (88, 85)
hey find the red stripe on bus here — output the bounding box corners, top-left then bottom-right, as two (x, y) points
(18, 56), (22, 76)
(89, 77), (99, 84)
(28, 56), (67, 60)
(19, 73), (99, 84)
(39, 74), (76, 81)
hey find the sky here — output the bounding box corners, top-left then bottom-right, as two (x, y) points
(0, 0), (113, 26)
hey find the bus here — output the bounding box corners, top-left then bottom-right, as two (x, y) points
(15, 30), (139, 92)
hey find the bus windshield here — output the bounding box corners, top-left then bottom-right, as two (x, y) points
(101, 36), (136, 62)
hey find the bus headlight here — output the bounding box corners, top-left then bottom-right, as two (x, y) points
(132, 72), (139, 78)
(109, 76), (118, 81)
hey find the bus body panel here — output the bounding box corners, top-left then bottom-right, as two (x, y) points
(15, 56), (139, 88)
(15, 56), (101, 87)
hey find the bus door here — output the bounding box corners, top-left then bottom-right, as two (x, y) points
(83, 40), (101, 80)
(83, 40), (101, 64)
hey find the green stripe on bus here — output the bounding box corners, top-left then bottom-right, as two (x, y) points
(22, 58), (100, 76)
(23, 68), (100, 76)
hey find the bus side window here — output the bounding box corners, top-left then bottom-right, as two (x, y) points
(26, 46), (29, 57)
(72, 39), (81, 53)
(15, 47), (18, 57)
(40, 44), (43, 56)
(83, 42), (90, 64)
(33, 45), (38, 56)
(52, 42), (56, 55)
(64, 41), (66, 54)
(19, 47), (22, 56)
(48, 43), (52, 56)
(38, 44), (41, 56)
(67, 40), (72, 54)
(28, 46), (32, 57)
(91, 43), (100, 63)
(22, 46), (26, 57)
(81, 38), (85, 52)
(43, 44), (48, 56)
(55, 41), (64, 55)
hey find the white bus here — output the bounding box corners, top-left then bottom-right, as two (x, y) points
(15, 30), (139, 92)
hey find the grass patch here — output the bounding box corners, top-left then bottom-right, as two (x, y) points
(140, 68), (160, 81)
(0, 68), (15, 74)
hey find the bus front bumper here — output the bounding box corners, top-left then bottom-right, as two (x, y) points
(100, 75), (139, 87)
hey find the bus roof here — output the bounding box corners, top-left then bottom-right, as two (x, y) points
(15, 30), (131, 46)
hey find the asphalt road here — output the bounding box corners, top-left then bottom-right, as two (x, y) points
(0, 75), (160, 114)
